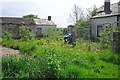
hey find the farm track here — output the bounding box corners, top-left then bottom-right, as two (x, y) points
(0, 45), (21, 57)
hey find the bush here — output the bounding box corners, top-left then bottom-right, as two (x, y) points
(2, 38), (37, 55)
(3, 32), (12, 42)
(19, 26), (35, 41)
(36, 38), (46, 45)
(2, 32), (13, 48)
(17, 41), (37, 55)
(12, 40), (19, 50)
(47, 28), (63, 41)
(33, 47), (61, 78)
(100, 23), (112, 49)
(0, 38), (2, 43)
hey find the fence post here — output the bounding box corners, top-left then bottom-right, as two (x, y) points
(112, 32), (120, 53)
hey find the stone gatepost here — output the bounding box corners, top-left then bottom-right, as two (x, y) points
(112, 32), (120, 53)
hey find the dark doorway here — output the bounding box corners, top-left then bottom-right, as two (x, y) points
(97, 25), (102, 37)
(36, 28), (43, 37)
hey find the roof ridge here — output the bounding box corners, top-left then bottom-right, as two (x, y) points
(98, 1), (119, 9)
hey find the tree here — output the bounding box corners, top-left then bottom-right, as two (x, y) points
(86, 5), (97, 19)
(69, 4), (84, 24)
(22, 14), (38, 22)
(75, 6), (97, 39)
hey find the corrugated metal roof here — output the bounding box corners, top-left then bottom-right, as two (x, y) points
(92, 1), (120, 19)
(34, 18), (56, 26)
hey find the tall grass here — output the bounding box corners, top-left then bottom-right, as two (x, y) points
(1, 33), (119, 78)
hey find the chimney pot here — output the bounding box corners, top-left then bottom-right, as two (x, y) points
(48, 16), (51, 21)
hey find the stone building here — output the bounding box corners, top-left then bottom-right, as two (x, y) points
(91, 0), (120, 41)
(34, 16), (57, 37)
(0, 17), (35, 38)
(0, 16), (57, 38)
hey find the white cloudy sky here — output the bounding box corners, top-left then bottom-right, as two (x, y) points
(0, 0), (119, 28)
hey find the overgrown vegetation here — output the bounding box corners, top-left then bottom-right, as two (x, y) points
(2, 30), (119, 78)
(47, 28), (63, 40)
(19, 25), (35, 41)
(74, 6), (97, 39)
(2, 47), (119, 78)
(1, 3), (119, 79)
(100, 23), (113, 49)
(0, 38), (2, 43)
(3, 31), (12, 41)
(1, 10), (119, 77)
(2, 32), (13, 48)
(22, 14), (38, 22)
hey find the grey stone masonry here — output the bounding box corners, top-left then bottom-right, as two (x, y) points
(112, 32), (120, 54)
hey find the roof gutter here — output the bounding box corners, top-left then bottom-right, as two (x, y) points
(91, 14), (120, 19)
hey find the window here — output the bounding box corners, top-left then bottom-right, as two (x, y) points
(97, 25), (102, 37)
(36, 28), (43, 37)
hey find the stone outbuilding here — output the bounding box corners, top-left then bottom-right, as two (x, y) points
(91, 0), (120, 41)
(34, 16), (57, 37)
(0, 16), (57, 38)
(0, 17), (35, 38)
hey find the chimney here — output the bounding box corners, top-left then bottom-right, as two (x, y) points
(48, 16), (51, 21)
(104, 0), (112, 14)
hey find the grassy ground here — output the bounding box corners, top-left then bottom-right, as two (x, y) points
(1, 37), (120, 78)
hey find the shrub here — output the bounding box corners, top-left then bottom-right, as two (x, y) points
(12, 40), (19, 50)
(2, 32), (13, 48)
(47, 28), (63, 41)
(19, 26), (35, 41)
(35, 48), (61, 78)
(36, 38), (46, 45)
(3, 32), (12, 42)
(0, 38), (2, 43)
(18, 41), (37, 55)
(100, 23), (112, 49)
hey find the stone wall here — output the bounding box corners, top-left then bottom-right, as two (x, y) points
(91, 16), (117, 41)
(2, 24), (20, 38)
(36, 25), (56, 36)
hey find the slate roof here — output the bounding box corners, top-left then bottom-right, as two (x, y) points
(92, 1), (120, 19)
(0, 17), (57, 27)
(0, 17), (34, 25)
(34, 18), (57, 26)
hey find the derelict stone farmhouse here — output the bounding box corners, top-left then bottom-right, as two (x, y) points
(91, 0), (120, 41)
(0, 16), (57, 38)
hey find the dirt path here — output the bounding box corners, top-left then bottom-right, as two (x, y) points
(0, 45), (21, 57)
